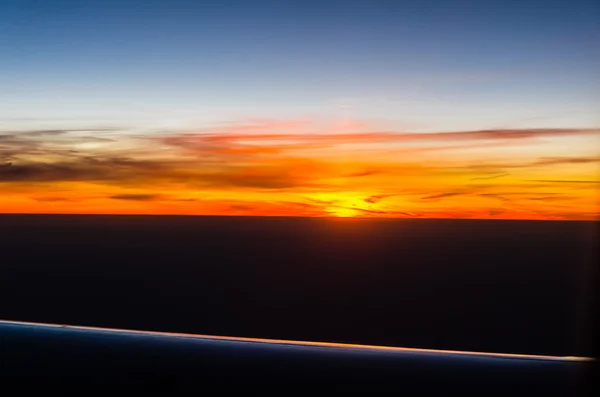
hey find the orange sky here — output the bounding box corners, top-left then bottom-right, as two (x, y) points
(1, 120), (599, 220)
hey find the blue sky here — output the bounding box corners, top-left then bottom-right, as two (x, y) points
(1, 0), (598, 132)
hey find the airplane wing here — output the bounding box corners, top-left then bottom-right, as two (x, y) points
(0, 320), (594, 394)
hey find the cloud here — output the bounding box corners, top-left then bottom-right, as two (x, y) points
(1, 122), (598, 220)
(147, 127), (600, 193)
(109, 194), (161, 201)
(229, 204), (255, 210)
(1, 130), (59, 139)
(200, 170), (302, 189)
(0, 127), (122, 137)
(0, 158), (164, 182)
(417, 189), (525, 203)
(363, 193), (400, 203)
(34, 197), (71, 202)
(0, 156), (326, 190)
(4, 125), (597, 174)
(488, 208), (506, 216)
(0, 161), (100, 182)
(343, 170), (382, 178)
(457, 155), (600, 174)
(478, 193), (512, 202)
(0, 128), (121, 164)
(339, 206), (387, 215)
(527, 196), (573, 201)
(156, 128), (599, 156)
(420, 192), (463, 200)
(4, 126), (597, 163)
(420, 128), (599, 141)
(526, 179), (600, 184)
(532, 156), (600, 166)
(470, 173), (510, 181)
(280, 201), (327, 210)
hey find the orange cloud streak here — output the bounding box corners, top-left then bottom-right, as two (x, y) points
(1, 122), (599, 220)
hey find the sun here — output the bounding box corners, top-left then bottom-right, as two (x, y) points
(327, 206), (360, 218)
(305, 192), (378, 218)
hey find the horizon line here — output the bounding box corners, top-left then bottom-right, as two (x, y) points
(0, 212), (597, 222)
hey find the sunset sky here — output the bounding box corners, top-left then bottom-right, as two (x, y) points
(1, 0), (599, 219)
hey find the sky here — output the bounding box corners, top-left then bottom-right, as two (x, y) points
(0, 0), (599, 219)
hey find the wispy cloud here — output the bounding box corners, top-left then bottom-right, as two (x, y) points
(0, 127), (121, 136)
(0, 158), (169, 183)
(478, 193), (512, 202)
(109, 194), (162, 201)
(527, 196), (574, 201)
(34, 196), (72, 202)
(526, 179), (600, 184)
(363, 194), (401, 203)
(157, 128), (599, 150)
(229, 204), (255, 211)
(532, 156), (600, 166)
(420, 192), (463, 200)
(470, 173), (510, 181)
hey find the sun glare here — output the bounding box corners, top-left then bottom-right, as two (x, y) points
(328, 207), (359, 218)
